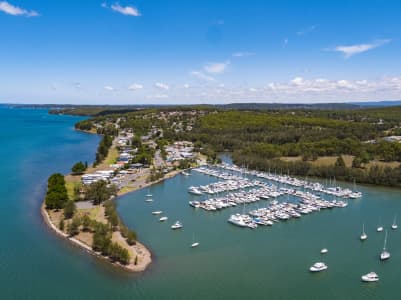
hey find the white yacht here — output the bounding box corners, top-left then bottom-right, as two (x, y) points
(320, 248), (328, 254)
(171, 221), (183, 230)
(182, 171), (190, 176)
(380, 231), (390, 261)
(360, 224), (368, 241)
(309, 262), (328, 272)
(145, 198), (153, 202)
(228, 214), (248, 227)
(391, 215), (398, 230)
(159, 216), (168, 222)
(188, 186), (203, 195)
(361, 272), (379, 282)
(152, 211), (163, 215)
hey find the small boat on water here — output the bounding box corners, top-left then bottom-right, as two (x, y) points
(309, 262), (328, 272)
(145, 189), (153, 202)
(182, 171), (191, 176)
(152, 211), (163, 215)
(360, 224), (368, 241)
(361, 272), (379, 282)
(189, 201), (200, 208)
(377, 217), (383, 232)
(159, 216), (168, 222)
(188, 186), (203, 195)
(392, 215), (398, 230)
(171, 221), (183, 230)
(380, 230), (390, 261)
(320, 248), (328, 254)
(191, 233), (199, 248)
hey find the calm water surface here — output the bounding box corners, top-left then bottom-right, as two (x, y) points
(1, 106), (401, 299)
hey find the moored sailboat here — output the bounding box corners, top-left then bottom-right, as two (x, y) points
(380, 230), (390, 261)
(360, 223), (368, 241)
(391, 215), (398, 230)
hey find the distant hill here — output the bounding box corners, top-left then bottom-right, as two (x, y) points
(353, 100), (401, 107)
(219, 103), (360, 110)
(3, 100), (401, 116)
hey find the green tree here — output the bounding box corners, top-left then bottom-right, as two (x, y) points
(126, 230), (137, 245)
(59, 219), (65, 231)
(85, 180), (117, 205)
(67, 217), (81, 236)
(71, 161), (86, 175)
(82, 214), (91, 232)
(352, 157), (362, 168)
(335, 156), (346, 167)
(45, 173), (69, 209)
(63, 200), (76, 219)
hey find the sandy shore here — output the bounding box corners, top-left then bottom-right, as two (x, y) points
(41, 201), (152, 273)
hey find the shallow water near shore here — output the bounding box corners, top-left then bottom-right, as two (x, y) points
(2, 106), (401, 299)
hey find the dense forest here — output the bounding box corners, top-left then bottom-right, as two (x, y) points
(73, 105), (401, 187)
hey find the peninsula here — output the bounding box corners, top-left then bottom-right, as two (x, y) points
(42, 105), (401, 271)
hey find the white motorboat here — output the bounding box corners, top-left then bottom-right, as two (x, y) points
(361, 272), (379, 282)
(171, 221), (183, 230)
(182, 171), (190, 176)
(320, 248), (328, 254)
(191, 233), (199, 248)
(228, 214), (248, 227)
(360, 224), (368, 241)
(145, 198), (153, 202)
(152, 211), (163, 215)
(159, 216), (168, 222)
(392, 215), (398, 230)
(380, 230), (390, 261)
(189, 201), (200, 208)
(309, 262), (328, 272)
(188, 186), (203, 195)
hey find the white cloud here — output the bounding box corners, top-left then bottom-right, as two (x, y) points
(291, 77), (304, 86)
(183, 84), (190, 89)
(283, 38), (289, 47)
(0, 1), (39, 17)
(147, 94), (169, 99)
(332, 39), (391, 58)
(190, 71), (216, 82)
(128, 83), (143, 91)
(155, 82), (169, 90)
(104, 86), (115, 91)
(204, 61), (230, 74)
(232, 52), (254, 57)
(105, 2), (141, 16)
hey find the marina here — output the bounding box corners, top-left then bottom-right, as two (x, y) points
(116, 155), (401, 299)
(189, 165), (350, 228)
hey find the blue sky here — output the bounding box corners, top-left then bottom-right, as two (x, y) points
(1, 0), (401, 104)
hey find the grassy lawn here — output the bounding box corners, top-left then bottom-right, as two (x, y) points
(65, 176), (81, 200)
(77, 205), (107, 224)
(106, 147), (119, 165)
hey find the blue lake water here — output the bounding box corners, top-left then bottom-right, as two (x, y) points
(1, 106), (401, 299)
